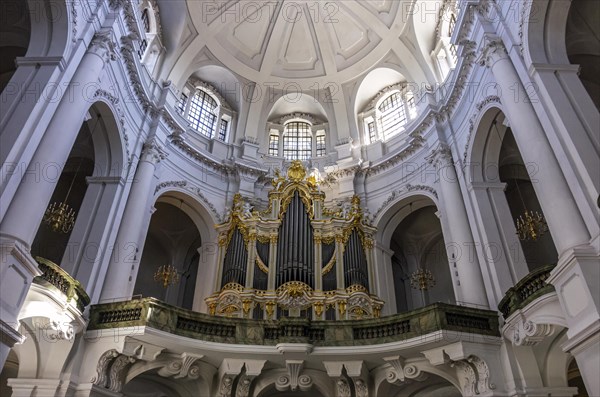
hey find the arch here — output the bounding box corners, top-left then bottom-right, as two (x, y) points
(24, 0), (70, 59)
(86, 100), (128, 179)
(375, 191), (439, 246)
(373, 360), (462, 397)
(152, 189), (219, 244)
(465, 105), (504, 184)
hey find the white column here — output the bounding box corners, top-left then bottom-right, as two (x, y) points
(478, 39), (590, 253)
(468, 182), (529, 300)
(480, 39), (598, 395)
(428, 144), (488, 308)
(0, 31), (117, 247)
(0, 31), (116, 370)
(99, 138), (166, 301)
(61, 176), (124, 293)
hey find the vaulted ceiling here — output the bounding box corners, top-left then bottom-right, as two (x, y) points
(159, 0), (441, 90)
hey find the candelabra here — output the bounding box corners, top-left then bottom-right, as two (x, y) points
(410, 268), (436, 291)
(154, 264), (180, 288)
(43, 201), (76, 233)
(516, 209), (548, 241)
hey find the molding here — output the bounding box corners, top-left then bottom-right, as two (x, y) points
(154, 180), (222, 222)
(0, 319), (25, 347)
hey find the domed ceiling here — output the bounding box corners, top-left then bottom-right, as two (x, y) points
(163, 0), (438, 89)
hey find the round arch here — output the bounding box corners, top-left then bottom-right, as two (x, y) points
(375, 191), (439, 247)
(465, 105), (504, 184)
(152, 189), (219, 244)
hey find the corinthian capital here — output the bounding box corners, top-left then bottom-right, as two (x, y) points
(477, 38), (508, 68)
(88, 30), (118, 62)
(141, 137), (168, 164)
(426, 143), (454, 169)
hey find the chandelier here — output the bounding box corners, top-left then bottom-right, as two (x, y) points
(43, 202), (76, 233)
(410, 268), (436, 291)
(154, 264), (180, 288)
(516, 209), (548, 241)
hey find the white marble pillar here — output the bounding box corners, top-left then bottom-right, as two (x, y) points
(480, 38), (598, 395)
(478, 38), (589, 253)
(99, 138), (166, 301)
(428, 144), (488, 308)
(0, 31), (117, 247)
(0, 31), (117, 370)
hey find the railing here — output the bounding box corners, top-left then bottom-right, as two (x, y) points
(33, 257), (91, 312)
(88, 299), (500, 346)
(498, 264), (557, 319)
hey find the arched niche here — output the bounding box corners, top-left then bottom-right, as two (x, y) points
(29, 101), (126, 295)
(469, 106), (558, 274)
(134, 201), (201, 309)
(375, 192), (454, 313)
(138, 189), (219, 311)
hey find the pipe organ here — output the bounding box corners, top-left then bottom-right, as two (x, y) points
(207, 161), (384, 320)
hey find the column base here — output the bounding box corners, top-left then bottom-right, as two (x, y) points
(7, 378), (61, 397)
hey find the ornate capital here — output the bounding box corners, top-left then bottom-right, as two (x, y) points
(477, 38), (508, 68)
(88, 30), (118, 62)
(276, 360), (312, 392)
(426, 143), (454, 169)
(451, 355), (495, 397)
(513, 320), (555, 346)
(141, 137), (168, 164)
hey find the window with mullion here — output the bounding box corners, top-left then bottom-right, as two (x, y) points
(176, 93), (188, 115)
(367, 122), (376, 142)
(269, 134), (279, 156)
(316, 134), (326, 156)
(283, 122), (312, 160)
(187, 90), (217, 138)
(218, 119), (228, 141)
(378, 92), (407, 140)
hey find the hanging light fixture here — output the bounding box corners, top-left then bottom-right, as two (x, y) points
(410, 268), (436, 291)
(42, 115), (100, 233)
(154, 264), (180, 288)
(514, 181), (548, 241)
(491, 120), (548, 241)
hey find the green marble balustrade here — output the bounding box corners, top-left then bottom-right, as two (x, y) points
(498, 264), (557, 320)
(88, 298), (500, 345)
(33, 257), (91, 312)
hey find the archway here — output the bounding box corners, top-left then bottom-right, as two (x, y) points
(30, 119), (95, 265)
(134, 201), (201, 309)
(376, 193), (455, 314)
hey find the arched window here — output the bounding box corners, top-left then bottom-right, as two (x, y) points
(377, 92), (407, 140)
(283, 121), (312, 160)
(187, 90), (218, 138)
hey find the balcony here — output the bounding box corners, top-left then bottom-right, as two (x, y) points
(498, 264), (557, 320)
(88, 298), (500, 346)
(32, 257), (90, 313)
